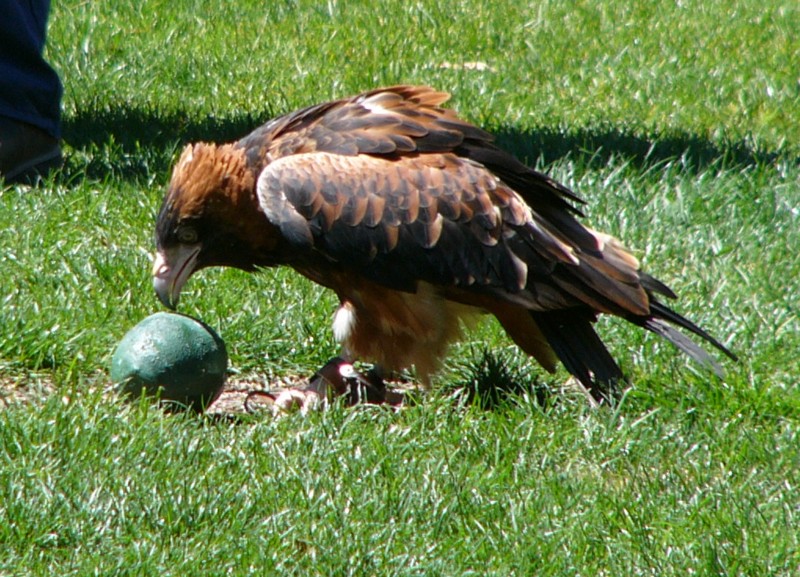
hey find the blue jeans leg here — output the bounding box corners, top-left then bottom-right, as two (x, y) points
(0, 0), (62, 139)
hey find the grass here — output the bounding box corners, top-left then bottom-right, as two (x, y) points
(1, 0), (799, 574)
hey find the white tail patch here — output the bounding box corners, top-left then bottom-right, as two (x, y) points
(332, 302), (357, 343)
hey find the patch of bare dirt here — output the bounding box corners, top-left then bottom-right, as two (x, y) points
(1, 371), (410, 415)
(0, 373), (57, 408)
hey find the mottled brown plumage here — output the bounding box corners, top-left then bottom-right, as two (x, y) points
(153, 85), (735, 403)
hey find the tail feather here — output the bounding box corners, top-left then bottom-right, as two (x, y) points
(528, 300), (735, 405)
(645, 301), (738, 362)
(640, 317), (724, 376)
(531, 309), (624, 404)
(639, 272), (677, 300)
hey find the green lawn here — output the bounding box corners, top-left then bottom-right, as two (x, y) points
(1, 0), (799, 574)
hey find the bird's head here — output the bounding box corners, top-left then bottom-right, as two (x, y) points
(153, 142), (276, 309)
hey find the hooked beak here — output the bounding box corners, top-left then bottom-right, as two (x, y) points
(152, 244), (201, 309)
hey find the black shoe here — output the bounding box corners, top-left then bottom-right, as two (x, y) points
(0, 117), (62, 184)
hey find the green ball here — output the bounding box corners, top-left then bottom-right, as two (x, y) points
(111, 312), (228, 412)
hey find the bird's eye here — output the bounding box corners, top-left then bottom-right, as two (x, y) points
(176, 225), (198, 244)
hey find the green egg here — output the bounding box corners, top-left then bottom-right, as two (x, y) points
(111, 312), (228, 412)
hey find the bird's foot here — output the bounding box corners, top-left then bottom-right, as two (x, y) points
(270, 388), (324, 415)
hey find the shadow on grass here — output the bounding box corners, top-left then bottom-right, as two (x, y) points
(64, 106), (275, 154)
(493, 125), (787, 172)
(60, 106), (276, 183)
(61, 104), (790, 183)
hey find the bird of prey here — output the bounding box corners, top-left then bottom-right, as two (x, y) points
(153, 85), (735, 404)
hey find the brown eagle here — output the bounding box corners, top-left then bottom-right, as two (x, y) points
(153, 85), (735, 404)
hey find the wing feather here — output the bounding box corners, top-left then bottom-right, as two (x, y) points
(257, 152), (532, 292)
(256, 150), (654, 321)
